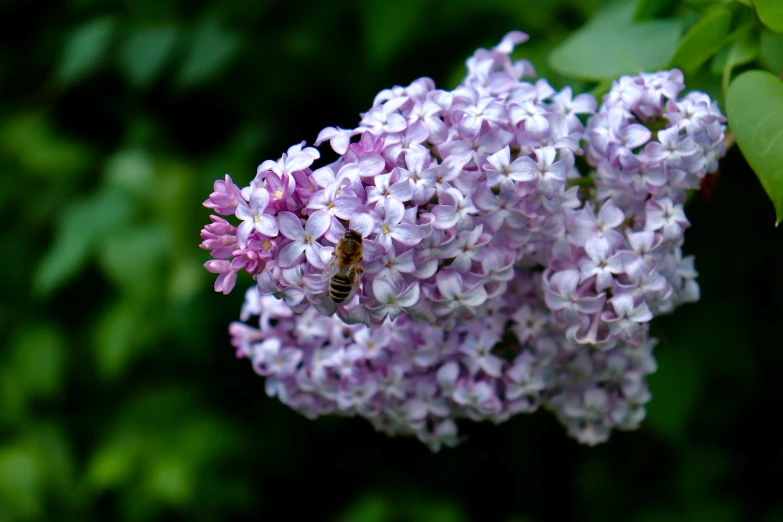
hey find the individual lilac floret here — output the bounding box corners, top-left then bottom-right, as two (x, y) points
(201, 35), (726, 449)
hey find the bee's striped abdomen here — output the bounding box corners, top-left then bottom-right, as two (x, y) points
(329, 273), (353, 303)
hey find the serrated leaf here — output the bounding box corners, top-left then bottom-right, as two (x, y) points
(722, 26), (759, 93)
(760, 29), (783, 74)
(726, 71), (783, 224)
(669, 8), (732, 73)
(755, 0), (783, 33)
(177, 22), (238, 87)
(549, 5), (682, 81)
(119, 26), (179, 87)
(57, 17), (115, 85)
(34, 188), (133, 295)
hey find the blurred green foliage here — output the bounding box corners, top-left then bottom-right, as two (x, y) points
(1, 0), (782, 520)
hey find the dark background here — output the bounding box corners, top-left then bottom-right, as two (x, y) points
(1, 0), (782, 520)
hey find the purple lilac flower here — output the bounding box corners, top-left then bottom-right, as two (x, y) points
(201, 34), (726, 449)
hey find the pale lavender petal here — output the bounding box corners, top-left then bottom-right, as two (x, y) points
(611, 294), (635, 317)
(283, 287), (306, 307)
(597, 200), (625, 229)
(235, 201), (253, 221)
(526, 114), (549, 137)
(534, 147), (554, 168)
(332, 196), (362, 220)
(623, 124), (652, 148)
(595, 271), (615, 292)
(630, 302), (653, 322)
(436, 271), (462, 300)
(431, 205), (458, 229)
(384, 197), (405, 225)
(396, 282), (420, 307)
(486, 147), (510, 171)
(437, 361), (459, 389)
(305, 242), (328, 269)
(358, 155), (386, 178)
(278, 211), (305, 240)
(413, 257), (438, 279)
(372, 277), (398, 303)
(362, 240), (385, 263)
(285, 153), (316, 173)
(390, 224), (421, 245)
(389, 180), (413, 201)
(250, 187), (270, 213)
(305, 210), (330, 239)
(254, 214), (279, 237)
(576, 294), (606, 314)
(349, 212), (375, 237)
(461, 284), (488, 307)
(236, 220), (253, 248)
(278, 241), (305, 268)
(481, 355), (504, 378)
(585, 236), (610, 261)
(256, 270), (279, 294)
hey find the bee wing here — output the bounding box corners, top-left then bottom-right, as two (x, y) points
(321, 252), (340, 282)
(345, 265), (364, 299)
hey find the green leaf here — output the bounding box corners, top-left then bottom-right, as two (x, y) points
(98, 223), (170, 295)
(669, 8), (732, 73)
(0, 114), (91, 179)
(755, 0), (783, 33)
(145, 458), (193, 505)
(104, 148), (156, 198)
(57, 17), (115, 85)
(760, 29), (783, 74)
(85, 433), (141, 490)
(710, 44), (730, 75)
(727, 70), (783, 224)
(8, 324), (66, 397)
(34, 188), (133, 295)
(549, 3), (682, 81)
(634, 0), (676, 22)
(722, 26), (759, 93)
(92, 299), (155, 379)
(0, 443), (44, 519)
(338, 494), (391, 522)
(177, 22), (239, 87)
(119, 26), (179, 87)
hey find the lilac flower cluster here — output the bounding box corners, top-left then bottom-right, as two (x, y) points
(201, 33), (725, 448)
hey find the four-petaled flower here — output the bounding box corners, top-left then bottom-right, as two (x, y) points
(235, 185), (279, 248)
(369, 277), (421, 321)
(278, 211), (331, 268)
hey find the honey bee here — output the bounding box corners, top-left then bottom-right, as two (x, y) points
(324, 229), (363, 303)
